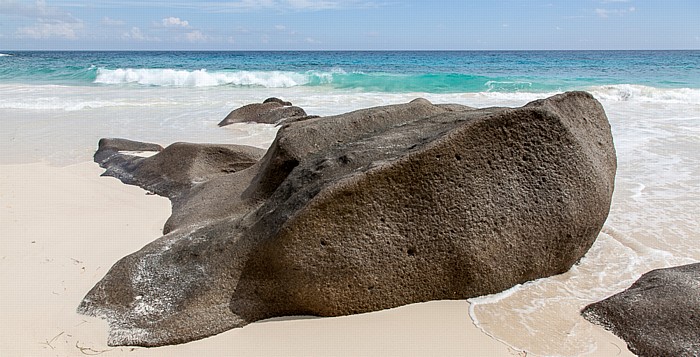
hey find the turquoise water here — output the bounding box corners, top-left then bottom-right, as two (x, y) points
(1, 51), (699, 92)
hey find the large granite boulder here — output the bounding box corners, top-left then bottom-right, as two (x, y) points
(80, 92), (616, 347)
(218, 97), (307, 126)
(582, 263), (700, 357)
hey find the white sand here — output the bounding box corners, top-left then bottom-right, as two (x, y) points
(0, 162), (633, 356)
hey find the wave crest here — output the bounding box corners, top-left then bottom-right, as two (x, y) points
(95, 68), (310, 88)
(90, 68), (700, 102)
(588, 84), (700, 104)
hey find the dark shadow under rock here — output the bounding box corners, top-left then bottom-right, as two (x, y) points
(582, 263), (700, 357)
(80, 92), (617, 347)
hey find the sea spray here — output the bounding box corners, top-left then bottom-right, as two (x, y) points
(95, 68), (309, 87)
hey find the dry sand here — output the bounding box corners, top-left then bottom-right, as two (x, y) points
(0, 162), (633, 356)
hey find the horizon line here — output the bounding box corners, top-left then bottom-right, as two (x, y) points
(2, 49), (699, 52)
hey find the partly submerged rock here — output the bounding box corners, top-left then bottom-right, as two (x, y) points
(218, 98), (307, 126)
(80, 92), (616, 347)
(582, 263), (700, 357)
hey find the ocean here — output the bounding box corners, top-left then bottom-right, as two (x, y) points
(1, 51), (698, 355)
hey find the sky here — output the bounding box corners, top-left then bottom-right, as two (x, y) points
(0, 0), (698, 50)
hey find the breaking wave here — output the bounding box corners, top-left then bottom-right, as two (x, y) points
(587, 84), (700, 104)
(94, 68), (312, 88)
(93, 68), (700, 101)
(93, 67), (541, 93)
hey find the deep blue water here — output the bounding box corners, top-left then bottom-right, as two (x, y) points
(0, 51), (699, 93)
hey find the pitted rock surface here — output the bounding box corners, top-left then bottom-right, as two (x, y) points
(80, 92), (616, 347)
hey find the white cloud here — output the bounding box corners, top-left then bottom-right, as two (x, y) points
(41, 0), (382, 13)
(192, 0), (277, 12)
(124, 27), (143, 40)
(4, 0), (87, 40)
(0, 0), (77, 22)
(166, 0), (380, 12)
(185, 30), (208, 42)
(162, 17), (189, 27)
(286, 0), (340, 10)
(283, 0), (379, 10)
(15, 19), (83, 39)
(275, 25), (286, 30)
(122, 26), (160, 41)
(101, 16), (124, 26)
(595, 7), (636, 18)
(305, 37), (320, 43)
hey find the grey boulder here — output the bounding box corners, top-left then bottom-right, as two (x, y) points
(218, 98), (307, 126)
(80, 92), (616, 347)
(582, 263), (700, 357)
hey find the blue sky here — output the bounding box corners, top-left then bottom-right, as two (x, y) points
(0, 0), (698, 50)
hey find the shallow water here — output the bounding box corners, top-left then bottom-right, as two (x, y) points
(1, 68), (698, 355)
(469, 96), (700, 355)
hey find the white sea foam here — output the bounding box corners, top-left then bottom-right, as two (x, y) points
(0, 98), (127, 111)
(588, 84), (700, 104)
(484, 80), (533, 92)
(0, 53), (12, 57)
(94, 68), (311, 87)
(89, 69), (700, 106)
(464, 85), (700, 107)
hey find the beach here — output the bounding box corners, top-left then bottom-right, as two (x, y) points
(1, 51), (699, 356)
(1, 161), (634, 357)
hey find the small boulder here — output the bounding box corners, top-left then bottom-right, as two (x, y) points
(582, 263), (700, 357)
(263, 97), (293, 106)
(218, 99), (307, 126)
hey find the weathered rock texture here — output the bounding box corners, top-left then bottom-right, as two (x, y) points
(94, 138), (164, 165)
(79, 92), (616, 347)
(582, 263), (700, 357)
(218, 97), (307, 126)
